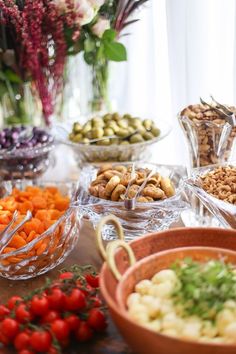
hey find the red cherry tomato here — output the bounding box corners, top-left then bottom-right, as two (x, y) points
(59, 272), (73, 280)
(76, 321), (93, 342)
(0, 304), (10, 319)
(18, 350), (35, 354)
(7, 296), (23, 310)
(0, 329), (10, 346)
(30, 295), (49, 316)
(16, 303), (32, 323)
(80, 283), (93, 297)
(65, 314), (81, 332)
(14, 331), (31, 350)
(41, 310), (60, 324)
(47, 288), (65, 311)
(65, 288), (86, 311)
(2, 318), (19, 339)
(90, 296), (102, 307)
(30, 330), (52, 352)
(50, 319), (70, 342)
(87, 308), (107, 332)
(85, 273), (99, 288)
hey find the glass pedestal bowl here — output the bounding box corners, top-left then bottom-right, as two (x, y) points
(52, 120), (171, 164)
(0, 180), (81, 280)
(184, 163), (236, 229)
(75, 163), (188, 240)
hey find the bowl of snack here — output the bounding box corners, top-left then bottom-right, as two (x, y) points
(97, 216), (236, 354)
(178, 97), (236, 168)
(0, 126), (55, 180)
(76, 162), (188, 240)
(54, 112), (171, 163)
(0, 179), (80, 279)
(184, 163), (236, 228)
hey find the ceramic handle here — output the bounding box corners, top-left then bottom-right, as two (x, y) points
(106, 239), (136, 281)
(95, 214), (125, 260)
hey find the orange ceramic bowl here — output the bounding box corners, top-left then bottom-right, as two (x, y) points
(100, 227), (236, 354)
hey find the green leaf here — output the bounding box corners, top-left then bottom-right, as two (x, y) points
(4, 69), (22, 83)
(102, 29), (116, 42)
(104, 41), (127, 62)
(84, 38), (96, 53)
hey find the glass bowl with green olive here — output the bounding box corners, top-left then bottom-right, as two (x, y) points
(55, 113), (171, 163)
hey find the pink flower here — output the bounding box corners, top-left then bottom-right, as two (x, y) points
(92, 17), (110, 38)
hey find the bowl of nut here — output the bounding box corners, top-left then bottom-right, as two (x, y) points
(0, 126), (55, 180)
(76, 162), (188, 240)
(184, 163), (236, 229)
(0, 179), (80, 279)
(54, 112), (171, 163)
(97, 216), (236, 354)
(178, 98), (236, 168)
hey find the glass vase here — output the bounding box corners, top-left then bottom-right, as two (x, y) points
(0, 82), (42, 127)
(179, 114), (236, 226)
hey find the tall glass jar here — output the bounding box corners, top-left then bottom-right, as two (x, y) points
(0, 82), (42, 127)
(179, 110), (236, 226)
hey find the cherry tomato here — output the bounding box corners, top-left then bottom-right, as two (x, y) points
(65, 314), (81, 332)
(65, 288), (86, 311)
(80, 283), (93, 297)
(90, 296), (102, 307)
(51, 319), (70, 342)
(87, 308), (107, 332)
(85, 273), (99, 288)
(0, 304), (10, 319)
(30, 330), (52, 352)
(41, 310), (60, 324)
(48, 346), (60, 354)
(7, 295), (23, 310)
(18, 350), (35, 354)
(16, 303), (32, 323)
(14, 331), (31, 350)
(47, 288), (65, 311)
(30, 295), (49, 316)
(0, 329), (10, 346)
(2, 318), (19, 339)
(76, 321), (93, 342)
(59, 272), (73, 280)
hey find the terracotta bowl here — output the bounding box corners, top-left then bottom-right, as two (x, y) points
(100, 227), (236, 354)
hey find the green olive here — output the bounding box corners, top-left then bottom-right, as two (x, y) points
(112, 112), (121, 121)
(129, 133), (144, 144)
(73, 133), (83, 142)
(151, 126), (161, 137)
(131, 119), (143, 129)
(103, 113), (112, 122)
(143, 119), (153, 130)
(96, 139), (110, 146)
(85, 131), (93, 139)
(92, 127), (104, 139)
(128, 126), (135, 134)
(123, 114), (132, 120)
(110, 138), (120, 145)
(81, 138), (90, 144)
(118, 119), (128, 128)
(82, 122), (92, 134)
(104, 128), (114, 136)
(106, 121), (119, 133)
(73, 122), (82, 133)
(93, 121), (105, 128)
(120, 140), (130, 145)
(69, 133), (75, 141)
(142, 132), (154, 141)
(116, 128), (128, 137)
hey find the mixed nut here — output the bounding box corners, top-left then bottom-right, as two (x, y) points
(88, 164), (175, 202)
(180, 101), (236, 167)
(69, 113), (160, 146)
(200, 166), (236, 204)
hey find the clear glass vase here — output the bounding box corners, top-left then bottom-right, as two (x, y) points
(0, 82), (42, 127)
(179, 114), (236, 226)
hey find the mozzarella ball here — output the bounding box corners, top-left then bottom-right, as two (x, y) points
(127, 293), (142, 308)
(159, 299), (175, 315)
(224, 300), (236, 311)
(128, 303), (150, 324)
(135, 279), (153, 295)
(201, 320), (217, 338)
(223, 322), (236, 342)
(162, 328), (179, 338)
(181, 323), (201, 340)
(152, 269), (177, 285)
(216, 309), (235, 335)
(162, 312), (184, 332)
(144, 319), (162, 332)
(148, 281), (173, 298)
(141, 295), (162, 318)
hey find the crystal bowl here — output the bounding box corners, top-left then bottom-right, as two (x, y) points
(0, 180), (80, 280)
(184, 163), (236, 229)
(100, 227), (236, 354)
(53, 120), (171, 163)
(0, 134), (55, 180)
(76, 162), (188, 240)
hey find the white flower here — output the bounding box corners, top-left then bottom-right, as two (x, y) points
(92, 17), (110, 38)
(75, 0), (96, 25)
(88, 0), (105, 8)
